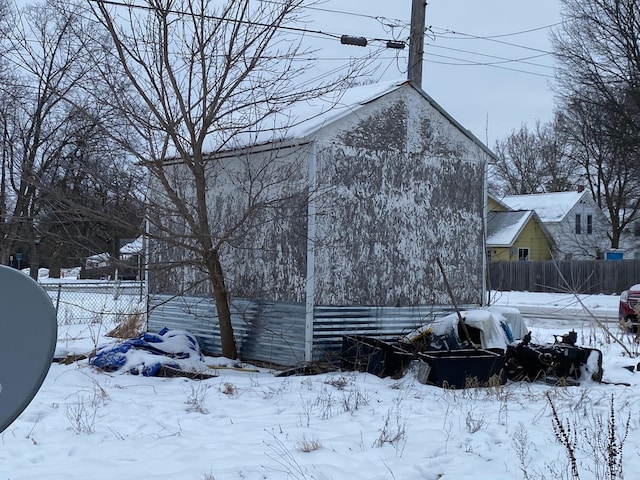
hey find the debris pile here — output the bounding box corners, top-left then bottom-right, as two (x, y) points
(340, 307), (604, 388)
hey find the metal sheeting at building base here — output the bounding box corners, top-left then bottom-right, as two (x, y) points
(148, 295), (467, 367)
(311, 305), (463, 363)
(148, 295), (305, 367)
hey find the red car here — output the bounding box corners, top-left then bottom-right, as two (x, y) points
(619, 284), (640, 332)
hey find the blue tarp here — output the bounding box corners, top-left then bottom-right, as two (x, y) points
(90, 328), (204, 376)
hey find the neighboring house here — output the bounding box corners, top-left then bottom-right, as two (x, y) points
(84, 237), (144, 280)
(147, 79), (495, 365)
(120, 237), (143, 265)
(500, 190), (609, 260)
(487, 194), (510, 213)
(487, 210), (553, 261)
(85, 252), (110, 270)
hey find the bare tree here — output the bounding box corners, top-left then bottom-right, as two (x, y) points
(0, 0), (19, 267)
(88, 0), (372, 358)
(490, 118), (576, 195)
(0, 1), (107, 276)
(0, 0), (144, 281)
(537, 115), (579, 193)
(36, 103), (144, 278)
(552, 0), (640, 249)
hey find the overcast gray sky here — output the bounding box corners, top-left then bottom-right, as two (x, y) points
(311, 0), (562, 147)
(10, 0), (561, 148)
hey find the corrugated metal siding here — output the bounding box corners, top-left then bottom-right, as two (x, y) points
(311, 304), (468, 362)
(149, 295), (467, 366)
(148, 294), (254, 351)
(240, 300), (307, 366)
(148, 295), (306, 366)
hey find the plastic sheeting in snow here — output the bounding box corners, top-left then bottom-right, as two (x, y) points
(404, 307), (528, 351)
(90, 328), (206, 376)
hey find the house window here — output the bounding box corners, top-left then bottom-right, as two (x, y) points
(486, 249), (492, 261)
(518, 248), (529, 261)
(575, 214), (581, 234)
(587, 215), (593, 234)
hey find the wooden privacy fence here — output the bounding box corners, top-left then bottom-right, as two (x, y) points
(488, 260), (640, 295)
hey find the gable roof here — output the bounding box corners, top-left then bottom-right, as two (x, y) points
(240, 80), (403, 145)
(225, 79), (496, 160)
(500, 191), (587, 223)
(487, 210), (536, 247)
(487, 194), (510, 212)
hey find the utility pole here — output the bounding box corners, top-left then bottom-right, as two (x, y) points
(408, 0), (426, 88)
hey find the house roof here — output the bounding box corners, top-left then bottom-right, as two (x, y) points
(121, 236), (143, 255)
(500, 191), (587, 223)
(86, 237), (143, 262)
(487, 194), (511, 212)
(218, 79), (496, 160)
(487, 210), (535, 247)
(245, 80), (404, 143)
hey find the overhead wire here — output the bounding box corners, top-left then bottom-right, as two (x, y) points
(256, 0), (406, 26)
(3, 0), (559, 83)
(85, 0), (406, 47)
(430, 21), (563, 41)
(428, 25), (555, 55)
(425, 43), (554, 71)
(302, 9), (558, 79)
(424, 52), (554, 78)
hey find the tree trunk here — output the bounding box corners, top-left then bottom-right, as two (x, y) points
(49, 263), (61, 279)
(610, 228), (620, 249)
(206, 249), (237, 359)
(28, 226), (39, 280)
(29, 251), (39, 279)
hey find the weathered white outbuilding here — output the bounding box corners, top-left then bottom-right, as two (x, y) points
(147, 80), (495, 365)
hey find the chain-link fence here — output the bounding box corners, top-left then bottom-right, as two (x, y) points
(41, 281), (146, 326)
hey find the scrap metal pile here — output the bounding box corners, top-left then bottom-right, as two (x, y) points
(340, 308), (604, 388)
(504, 330), (603, 385)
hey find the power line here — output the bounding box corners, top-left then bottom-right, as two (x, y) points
(423, 52), (554, 79)
(431, 21), (563, 41)
(428, 25), (554, 55)
(86, 0), (406, 48)
(293, 4), (558, 78)
(5, 0), (559, 82)
(257, 0), (407, 26)
(89, 0), (342, 39)
(425, 43), (554, 72)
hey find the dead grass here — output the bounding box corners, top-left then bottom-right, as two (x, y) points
(295, 436), (322, 453)
(106, 310), (145, 338)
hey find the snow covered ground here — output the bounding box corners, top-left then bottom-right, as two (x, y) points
(2, 290), (639, 480)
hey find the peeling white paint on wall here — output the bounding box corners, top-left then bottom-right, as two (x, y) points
(149, 82), (490, 309)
